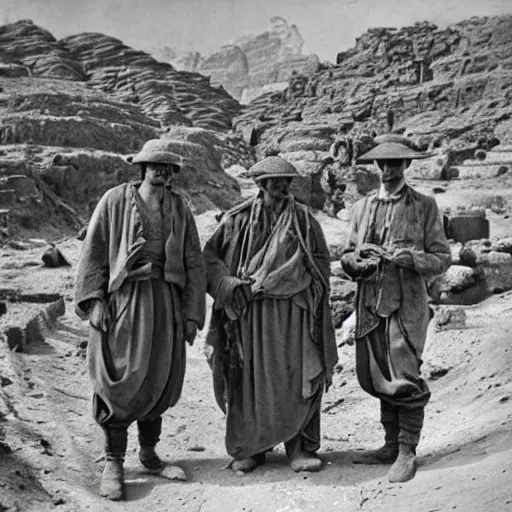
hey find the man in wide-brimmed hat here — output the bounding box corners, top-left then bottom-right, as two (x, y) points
(340, 135), (451, 482)
(204, 156), (337, 474)
(75, 139), (206, 500)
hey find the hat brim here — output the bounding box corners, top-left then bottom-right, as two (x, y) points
(253, 172), (297, 182)
(357, 142), (432, 162)
(127, 151), (183, 169)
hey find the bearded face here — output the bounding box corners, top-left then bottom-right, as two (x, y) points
(144, 163), (180, 187)
(261, 177), (293, 201)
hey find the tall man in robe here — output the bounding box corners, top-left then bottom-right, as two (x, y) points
(204, 156), (338, 474)
(340, 136), (451, 483)
(75, 139), (206, 500)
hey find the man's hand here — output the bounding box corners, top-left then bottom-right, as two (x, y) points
(341, 251), (379, 280)
(359, 243), (392, 260)
(390, 248), (415, 269)
(185, 320), (198, 346)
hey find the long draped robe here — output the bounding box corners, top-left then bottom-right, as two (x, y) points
(75, 182), (206, 426)
(204, 195), (337, 458)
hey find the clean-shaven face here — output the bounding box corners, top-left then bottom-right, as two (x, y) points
(376, 159), (408, 183)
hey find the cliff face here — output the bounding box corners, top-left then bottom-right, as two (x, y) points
(234, 16), (512, 195)
(0, 20), (256, 240)
(0, 20), (241, 132)
(195, 17), (320, 103)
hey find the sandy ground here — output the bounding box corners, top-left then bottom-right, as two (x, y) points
(1, 178), (512, 512)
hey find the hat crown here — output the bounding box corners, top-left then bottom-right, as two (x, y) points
(248, 156), (299, 181)
(130, 139), (183, 167)
(357, 141), (430, 162)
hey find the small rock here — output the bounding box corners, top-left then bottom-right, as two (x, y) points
(435, 307), (467, 330)
(499, 396), (510, 403)
(42, 246), (71, 268)
(0, 302), (6, 316)
(187, 446), (206, 452)
(29, 392), (44, 399)
(1, 377), (13, 387)
(0, 441), (12, 454)
(429, 367), (450, 380)
(53, 498), (66, 506)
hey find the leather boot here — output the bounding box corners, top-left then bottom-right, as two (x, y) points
(138, 417), (165, 473)
(387, 443), (417, 483)
(353, 402), (399, 465)
(99, 426), (127, 501)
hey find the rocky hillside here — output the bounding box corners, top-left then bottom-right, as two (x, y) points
(233, 15), (512, 202)
(0, 20), (260, 241)
(0, 76), (247, 242)
(0, 20), (240, 131)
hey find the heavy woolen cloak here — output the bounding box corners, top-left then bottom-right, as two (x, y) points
(204, 194), (338, 458)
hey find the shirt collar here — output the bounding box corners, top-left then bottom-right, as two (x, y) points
(377, 178), (406, 201)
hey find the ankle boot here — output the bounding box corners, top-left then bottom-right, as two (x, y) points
(138, 417), (165, 473)
(388, 443), (417, 483)
(100, 426), (127, 501)
(353, 410), (399, 465)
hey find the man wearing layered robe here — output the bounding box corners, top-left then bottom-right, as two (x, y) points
(75, 139), (206, 500)
(204, 156), (338, 474)
(340, 136), (451, 483)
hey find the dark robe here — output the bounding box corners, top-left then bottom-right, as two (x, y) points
(204, 195), (337, 458)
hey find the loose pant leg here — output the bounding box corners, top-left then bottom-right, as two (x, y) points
(137, 416), (162, 448)
(101, 424), (128, 460)
(398, 406), (424, 450)
(381, 400), (400, 445)
(285, 392), (322, 457)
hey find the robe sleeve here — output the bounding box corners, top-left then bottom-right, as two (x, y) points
(204, 218), (233, 298)
(340, 201), (362, 281)
(309, 214), (331, 285)
(74, 192), (110, 319)
(409, 196), (452, 277)
(182, 206), (207, 329)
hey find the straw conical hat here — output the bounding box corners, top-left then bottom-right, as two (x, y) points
(357, 141), (431, 162)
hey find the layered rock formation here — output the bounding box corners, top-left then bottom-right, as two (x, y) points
(193, 17), (319, 103)
(0, 20), (241, 131)
(235, 15), (512, 203)
(0, 75), (244, 240)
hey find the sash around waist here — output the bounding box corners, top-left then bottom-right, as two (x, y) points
(126, 262), (164, 281)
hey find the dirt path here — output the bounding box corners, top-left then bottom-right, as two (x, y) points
(2, 283), (512, 511)
(2, 180), (512, 511)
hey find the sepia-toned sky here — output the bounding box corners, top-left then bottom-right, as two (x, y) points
(2, 0), (511, 62)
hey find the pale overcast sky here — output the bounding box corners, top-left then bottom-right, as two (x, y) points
(2, 0), (511, 62)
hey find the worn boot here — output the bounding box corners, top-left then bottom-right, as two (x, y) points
(138, 417), (166, 473)
(138, 417), (187, 481)
(387, 406), (424, 482)
(387, 444), (417, 483)
(353, 401), (399, 465)
(99, 426), (127, 501)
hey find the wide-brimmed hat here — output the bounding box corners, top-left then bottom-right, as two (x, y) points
(126, 139), (183, 169)
(357, 134), (432, 162)
(247, 156), (299, 182)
